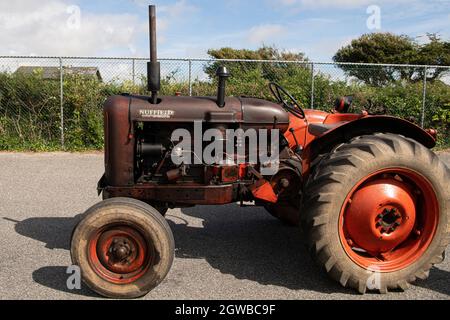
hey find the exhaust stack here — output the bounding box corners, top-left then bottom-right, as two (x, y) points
(216, 66), (230, 108)
(148, 5), (160, 104)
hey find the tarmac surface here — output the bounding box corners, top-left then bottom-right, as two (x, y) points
(0, 152), (449, 300)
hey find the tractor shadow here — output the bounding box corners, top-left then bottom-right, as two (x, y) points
(4, 214), (83, 250)
(416, 267), (450, 296)
(172, 204), (450, 296)
(3, 214), (100, 298)
(7, 205), (450, 298)
(32, 266), (99, 298)
(168, 204), (349, 294)
(7, 207), (348, 296)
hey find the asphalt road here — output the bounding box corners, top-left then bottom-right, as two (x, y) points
(0, 152), (449, 300)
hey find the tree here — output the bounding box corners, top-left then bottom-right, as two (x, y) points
(333, 33), (418, 86)
(333, 33), (450, 85)
(204, 45), (308, 83)
(414, 33), (450, 81)
(207, 46), (307, 61)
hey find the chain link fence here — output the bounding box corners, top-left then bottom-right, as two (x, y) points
(0, 56), (449, 150)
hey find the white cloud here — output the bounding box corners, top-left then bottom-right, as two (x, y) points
(247, 24), (286, 44)
(130, 0), (198, 34)
(159, 0), (198, 17)
(272, 0), (410, 9)
(0, 0), (143, 56)
(274, 0), (366, 8)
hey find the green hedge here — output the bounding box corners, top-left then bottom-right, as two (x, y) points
(0, 67), (448, 151)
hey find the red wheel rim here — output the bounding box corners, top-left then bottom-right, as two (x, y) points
(88, 224), (154, 284)
(339, 168), (439, 272)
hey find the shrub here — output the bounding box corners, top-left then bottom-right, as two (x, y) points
(0, 67), (448, 151)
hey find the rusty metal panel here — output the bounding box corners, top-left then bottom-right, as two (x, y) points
(105, 184), (235, 205)
(129, 95), (243, 123)
(104, 95), (135, 187)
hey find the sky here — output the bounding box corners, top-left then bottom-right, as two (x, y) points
(0, 0), (449, 62)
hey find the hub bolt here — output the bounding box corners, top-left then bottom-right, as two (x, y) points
(280, 178), (290, 188)
(114, 246), (129, 260)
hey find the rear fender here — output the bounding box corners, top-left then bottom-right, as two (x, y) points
(305, 115), (436, 167)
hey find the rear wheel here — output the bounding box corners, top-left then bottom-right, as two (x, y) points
(71, 198), (174, 298)
(302, 133), (450, 293)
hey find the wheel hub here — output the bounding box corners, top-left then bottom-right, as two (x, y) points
(376, 208), (402, 234)
(94, 227), (148, 275)
(110, 238), (133, 261)
(345, 178), (416, 254)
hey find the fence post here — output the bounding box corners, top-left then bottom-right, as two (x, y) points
(310, 62), (315, 109)
(421, 66), (427, 128)
(132, 58), (136, 86)
(188, 59), (193, 96)
(59, 57), (65, 149)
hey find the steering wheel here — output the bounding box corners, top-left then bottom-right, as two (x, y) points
(269, 82), (306, 119)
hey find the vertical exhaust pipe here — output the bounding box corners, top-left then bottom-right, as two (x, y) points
(216, 66), (230, 108)
(148, 5), (160, 104)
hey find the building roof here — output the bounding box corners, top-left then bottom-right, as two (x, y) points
(15, 66), (103, 81)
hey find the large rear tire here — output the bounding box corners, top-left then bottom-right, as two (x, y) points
(302, 133), (450, 293)
(71, 197), (174, 299)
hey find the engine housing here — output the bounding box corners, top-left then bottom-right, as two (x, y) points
(101, 94), (292, 206)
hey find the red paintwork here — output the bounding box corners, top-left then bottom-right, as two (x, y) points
(239, 164), (248, 180)
(285, 109), (365, 150)
(339, 168), (439, 272)
(344, 178), (416, 254)
(250, 181), (278, 203)
(88, 226), (152, 284)
(426, 128), (438, 139)
(284, 109), (366, 174)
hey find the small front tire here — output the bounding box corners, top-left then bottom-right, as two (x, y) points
(71, 197), (175, 299)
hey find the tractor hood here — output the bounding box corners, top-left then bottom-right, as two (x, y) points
(113, 94), (290, 132)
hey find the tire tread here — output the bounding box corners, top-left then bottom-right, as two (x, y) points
(302, 133), (450, 294)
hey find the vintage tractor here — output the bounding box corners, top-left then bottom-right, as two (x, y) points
(70, 6), (449, 298)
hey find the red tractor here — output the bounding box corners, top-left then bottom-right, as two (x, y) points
(70, 6), (449, 298)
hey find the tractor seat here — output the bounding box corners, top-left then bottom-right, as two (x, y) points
(308, 123), (341, 136)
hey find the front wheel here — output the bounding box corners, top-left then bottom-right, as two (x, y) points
(71, 198), (175, 298)
(302, 133), (450, 294)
